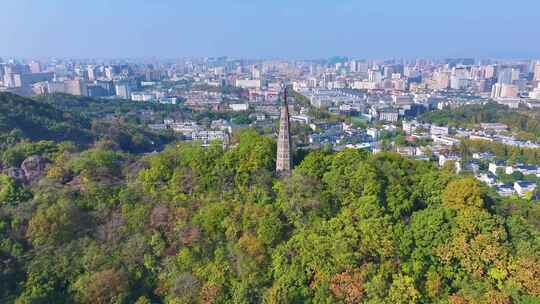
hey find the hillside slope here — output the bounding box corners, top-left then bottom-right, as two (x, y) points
(0, 92), (94, 144)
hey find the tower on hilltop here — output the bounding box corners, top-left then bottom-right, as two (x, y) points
(276, 87), (292, 175)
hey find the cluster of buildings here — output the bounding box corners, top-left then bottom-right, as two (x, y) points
(2, 57), (540, 113)
(1, 56), (539, 197)
(0, 58), (178, 103)
(398, 121), (539, 198)
(478, 160), (539, 198)
(148, 119), (231, 148)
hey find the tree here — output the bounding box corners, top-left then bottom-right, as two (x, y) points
(26, 201), (79, 246)
(0, 175), (31, 205)
(73, 268), (129, 304)
(442, 178), (485, 210)
(388, 274), (420, 304)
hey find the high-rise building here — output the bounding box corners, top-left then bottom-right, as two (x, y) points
(435, 71), (451, 90)
(87, 65), (98, 81)
(484, 65), (496, 79)
(497, 68), (513, 85)
(450, 75), (467, 90)
(368, 70), (382, 84)
(491, 83), (518, 99)
(29, 61), (41, 73)
(530, 83), (540, 99)
(47, 81), (66, 94)
(357, 61), (369, 74)
(64, 79), (87, 96)
(115, 82), (132, 99)
(276, 88), (292, 175)
(251, 65), (261, 79)
(383, 66), (394, 79)
(534, 62), (540, 81)
(501, 84), (518, 98)
(105, 66), (114, 80)
(349, 60), (357, 73)
(511, 68), (520, 82)
(491, 83), (502, 99)
(20, 72), (54, 86)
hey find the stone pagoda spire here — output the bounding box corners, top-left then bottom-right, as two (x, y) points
(276, 87), (292, 175)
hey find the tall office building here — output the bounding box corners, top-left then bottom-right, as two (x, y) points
(276, 88), (292, 175)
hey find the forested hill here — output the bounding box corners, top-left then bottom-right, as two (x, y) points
(0, 127), (539, 303)
(0, 92), (94, 145)
(34, 93), (181, 121)
(0, 93), (175, 154)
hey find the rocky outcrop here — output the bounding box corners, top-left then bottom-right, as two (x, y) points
(66, 175), (84, 191)
(21, 155), (47, 184)
(150, 205), (169, 229)
(5, 167), (26, 183)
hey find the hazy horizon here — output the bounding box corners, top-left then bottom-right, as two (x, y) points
(1, 0), (539, 59)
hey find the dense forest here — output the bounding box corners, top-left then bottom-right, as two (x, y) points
(0, 93), (539, 303)
(420, 103), (540, 141)
(0, 93), (94, 145)
(0, 93), (177, 154)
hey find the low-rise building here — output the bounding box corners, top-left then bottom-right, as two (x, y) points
(430, 125), (450, 136)
(170, 122), (201, 135)
(431, 135), (460, 146)
(379, 110), (399, 122)
(438, 154), (461, 173)
(472, 152), (495, 160)
(235, 79), (261, 89)
(496, 184), (516, 197)
(479, 123), (508, 132)
(513, 181), (537, 197)
(131, 92), (155, 102)
(489, 161), (506, 175)
(191, 130), (229, 148)
(476, 172), (497, 186)
(505, 164), (539, 176)
(230, 103), (249, 111)
(290, 115), (311, 124)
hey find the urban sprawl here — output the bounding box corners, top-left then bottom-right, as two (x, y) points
(1, 56), (540, 198)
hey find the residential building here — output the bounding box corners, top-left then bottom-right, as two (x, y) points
(230, 103), (249, 111)
(513, 181), (537, 197)
(496, 184), (516, 197)
(489, 161), (506, 175)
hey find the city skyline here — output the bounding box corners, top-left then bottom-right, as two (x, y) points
(1, 0), (539, 59)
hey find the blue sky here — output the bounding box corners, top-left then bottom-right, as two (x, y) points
(1, 0), (539, 59)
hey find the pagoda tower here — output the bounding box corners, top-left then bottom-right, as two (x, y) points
(276, 88), (292, 174)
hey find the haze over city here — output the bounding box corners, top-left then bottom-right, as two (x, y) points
(1, 0), (539, 59)
(1, 1), (540, 303)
